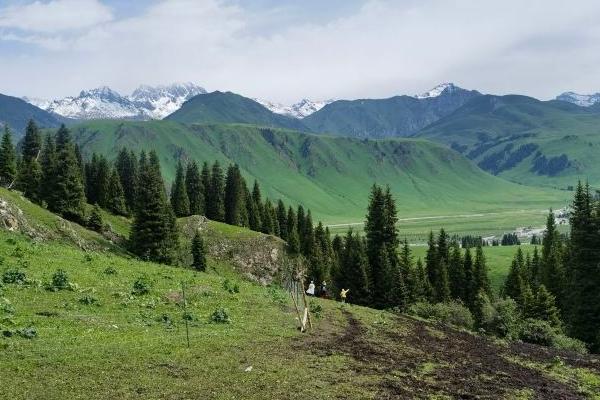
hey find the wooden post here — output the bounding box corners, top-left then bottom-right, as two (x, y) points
(301, 278), (313, 330)
(290, 284), (305, 332)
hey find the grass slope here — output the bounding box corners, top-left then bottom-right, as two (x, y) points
(417, 95), (600, 188)
(165, 91), (307, 131)
(70, 120), (567, 226)
(2, 219), (600, 398)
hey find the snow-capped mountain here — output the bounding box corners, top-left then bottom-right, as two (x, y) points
(253, 98), (333, 118)
(414, 83), (459, 99)
(24, 83), (206, 120)
(556, 91), (600, 107)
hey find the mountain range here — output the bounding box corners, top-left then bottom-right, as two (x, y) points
(24, 82), (207, 120)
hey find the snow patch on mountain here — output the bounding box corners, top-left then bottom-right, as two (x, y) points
(24, 83), (207, 120)
(254, 98), (333, 118)
(556, 91), (600, 107)
(414, 83), (459, 99)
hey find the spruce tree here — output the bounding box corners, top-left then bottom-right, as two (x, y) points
(414, 258), (433, 301)
(463, 247), (476, 309)
(437, 260), (451, 303)
(529, 284), (561, 328)
(185, 161), (204, 215)
(50, 125), (86, 222)
(107, 168), (128, 216)
(115, 148), (138, 213)
(15, 120), (42, 202)
(448, 243), (465, 300)
(206, 161), (225, 221)
(88, 204), (104, 232)
(286, 207), (300, 254)
(200, 162), (211, 213)
(276, 199), (288, 241)
(540, 210), (564, 302)
(170, 160), (190, 217)
(474, 245), (492, 298)
(191, 230), (207, 271)
(503, 253), (527, 306)
(129, 151), (179, 264)
(39, 134), (57, 205)
(0, 127), (16, 187)
(425, 231), (438, 298)
(337, 230), (370, 305)
(224, 164), (245, 226)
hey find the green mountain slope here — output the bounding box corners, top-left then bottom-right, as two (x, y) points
(165, 91), (307, 131)
(70, 120), (565, 224)
(0, 93), (63, 135)
(416, 95), (600, 188)
(303, 85), (480, 138)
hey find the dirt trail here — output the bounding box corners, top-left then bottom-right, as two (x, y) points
(299, 310), (595, 399)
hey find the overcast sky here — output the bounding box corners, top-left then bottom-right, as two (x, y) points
(1, 0), (600, 103)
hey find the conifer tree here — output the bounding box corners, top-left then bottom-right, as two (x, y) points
(224, 164), (245, 226)
(115, 148), (138, 213)
(200, 161), (211, 214)
(50, 125), (86, 222)
(39, 134), (57, 204)
(88, 204), (104, 232)
(474, 244), (492, 298)
(129, 151), (179, 264)
(437, 260), (451, 303)
(503, 252), (528, 306)
(301, 210), (315, 256)
(262, 199), (276, 234)
(206, 161), (225, 221)
(473, 289), (492, 329)
(540, 210), (564, 302)
(191, 230), (207, 271)
(463, 248), (476, 309)
(529, 284), (561, 328)
(276, 199), (288, 241)
(448, 243), (465, 300)
(185, 161), (204, 215)
(425, 231), (438, 298)
(107, 168), (128, 216)
(286, 206), (300, 254)
(337, 230), (370, 305)
(413, 258), (432, 301)
(170, 160), (190, 217)
(0, 127), (17, 187)
(247, 196), (261, 231)
(296, 205), (306, 250)
(529, 247), (541, 288)
(15, 120), (42, 202)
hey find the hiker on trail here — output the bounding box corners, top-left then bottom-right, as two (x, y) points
(340, 288), (350, 303)
(306, 281), (315, 296)
(320, 281), (328, 298)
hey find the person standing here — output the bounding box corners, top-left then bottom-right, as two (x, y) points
(306, 280), (316, 296)
(340, 288), (350, 304)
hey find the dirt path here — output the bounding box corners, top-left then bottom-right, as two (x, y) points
(299, 310), (594, 399)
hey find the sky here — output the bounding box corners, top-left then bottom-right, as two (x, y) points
(1, 0), (600, 103)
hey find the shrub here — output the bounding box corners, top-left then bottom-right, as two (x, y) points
(78, 295), (100, 306)
(2, 269), (26, 285)
(16, 326), (37, 339)
(47, 269), (70, 291)
(409, 301), (474, 330)
(0, 297), (15, 314)
(519, 318), (556, 346)
(103, 266), (117, 275)
(552, 334), (588, 354)
(222, 279), (239, 294)
(210, 307), (231, 324)
(487, 298), (521, 340)
(87, 205), (104, 233)
(310, 301), (323, 319)
(132, 276), (151, 295)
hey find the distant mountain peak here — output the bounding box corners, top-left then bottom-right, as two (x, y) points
(253, 98), (333, 118)
(415, 83), (460, 99)
(24, 82), (207, 120)
(556, 91), (600, 107)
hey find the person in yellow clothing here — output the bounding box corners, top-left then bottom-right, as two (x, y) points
(340, 288), (350, 303)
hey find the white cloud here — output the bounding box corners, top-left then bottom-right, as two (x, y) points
(2, 0), (600, 102)
(0, 0), (113, 33)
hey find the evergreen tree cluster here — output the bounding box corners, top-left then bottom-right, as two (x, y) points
(501, 233), (521, 246)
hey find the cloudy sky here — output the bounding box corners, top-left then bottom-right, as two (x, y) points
(1, 0), (600, 103)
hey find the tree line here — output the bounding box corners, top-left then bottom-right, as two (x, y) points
(503, 182), (600, 351)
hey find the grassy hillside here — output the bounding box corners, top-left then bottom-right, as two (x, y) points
(417, 95), (600, 188)
(0, 93), (63, 136)
(70, 120), (567, 226)
(2, 196), (600, 398)
(165, 91), (307, 131)
(303, 87), (480, 138)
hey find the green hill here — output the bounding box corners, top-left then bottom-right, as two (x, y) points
(303, 85), (480, 138)
(70, 120), (566, 225)
(416, 95), (600, 188)
(1, 187), (600, 399)
(0, 93), (63, 136)
(165, 91), (307, 131)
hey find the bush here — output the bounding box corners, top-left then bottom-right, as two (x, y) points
(103, 266), (117, 275)
(409, 301), (474, 330)
(132, 276), (151, 295)
(487, 298), (521, 340)
(16, 326), (37, 339)
(87, 205), (104, 233)
(552, 334), (588, 354)
(2, 269), (26, 285)
(0, 297), (15, 314)
(310, 301), (323, 319)
(210, 307), (231, 324)
(78, 295), (100, 306)
(519, 318), (556, 346)
(47, 269), (70, 291)
(222, 279), (240, 294)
